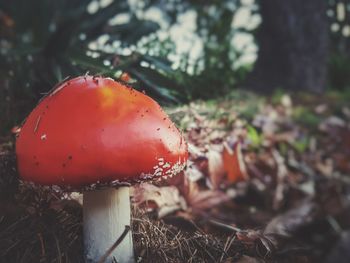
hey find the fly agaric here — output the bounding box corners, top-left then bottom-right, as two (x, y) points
(16, 76), (188, 263)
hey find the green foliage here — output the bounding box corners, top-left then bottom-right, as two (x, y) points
(292, 137), (309, 153)
(246, 125), (262, 148)
(160, 0), (253, 101)
(271, 89), (285, 105)
(327, 88), (350, 103)
(0, 0), (256, 135)
(293, 106), (321, 128)
(0, 0), (179, 134)
(226, 90), (261, 120)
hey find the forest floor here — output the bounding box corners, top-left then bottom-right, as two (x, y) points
(0, 90), (350, 263)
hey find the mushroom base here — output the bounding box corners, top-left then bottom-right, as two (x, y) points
(83, 187), (134, 263)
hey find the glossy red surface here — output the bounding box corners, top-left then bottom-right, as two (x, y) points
(16, 76), (188, 187)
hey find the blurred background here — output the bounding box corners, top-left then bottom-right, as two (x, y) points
(1, 1), (350, 262)
(1, 0), (350, 134)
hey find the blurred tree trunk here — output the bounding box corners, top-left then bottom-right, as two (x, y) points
(247, 0), (329, 93)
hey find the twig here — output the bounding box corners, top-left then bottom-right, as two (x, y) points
(327, 216), (342, 234)
(220, 234), (235, 262)
(37, 233), (46, 258)
(53, 234), (62, 263)
(97, 225), (131, 263)
(34, 115), (41, 133)
(208, 219), (242, 232)
(272, 150), (288, 210)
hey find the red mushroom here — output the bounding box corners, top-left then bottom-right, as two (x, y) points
(16, 76), (188, 263)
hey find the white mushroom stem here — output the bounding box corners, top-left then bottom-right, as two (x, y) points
(83, 187), (134, 263)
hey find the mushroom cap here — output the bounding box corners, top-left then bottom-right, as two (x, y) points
(16, 76), (188, 189)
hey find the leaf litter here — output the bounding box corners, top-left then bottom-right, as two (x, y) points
(1, 91), (350, 262)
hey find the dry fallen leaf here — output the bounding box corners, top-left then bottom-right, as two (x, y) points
(189, 189), (231, 211)
(223, 142), (248, 183)
(207, 149), (225, 189)
(132, 183), (187, 218)
(264, 199), (318, 236)
(184, 162), (204, 182)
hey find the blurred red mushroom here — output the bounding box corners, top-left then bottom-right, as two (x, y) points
(16, 76), (188, 263)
